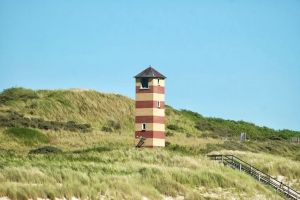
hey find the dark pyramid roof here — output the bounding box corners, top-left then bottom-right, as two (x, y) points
(134, 66), (166, 79)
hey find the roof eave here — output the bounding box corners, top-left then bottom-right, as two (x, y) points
(134, 66), (166, 79)
(134, 75), (166, 79)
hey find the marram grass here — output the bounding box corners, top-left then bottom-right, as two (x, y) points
(0, 130), (288, 200)
(4, 127), (49, 145)
(0, 88), (299, 199)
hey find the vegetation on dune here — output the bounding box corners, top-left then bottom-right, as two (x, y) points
(0, 137), (282, 200)
(0, 87), (299, 199)
(179, 109), (299, 140)
(101, 119), (122, 133)
(0, 88), (38, 104)
(0, 87), (134, 131)
(0, 145), (295, 200)
(0, 87), (299, 140)
(0, 110), (92, 132)
(4, 127), (49, 145)
(29, 146), (63, 154)
(210, 149), (300, 190)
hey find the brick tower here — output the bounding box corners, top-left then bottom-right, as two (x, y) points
(134, 66), (166, 147)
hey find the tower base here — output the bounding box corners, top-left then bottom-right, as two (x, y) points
(136, 138), (165, 148)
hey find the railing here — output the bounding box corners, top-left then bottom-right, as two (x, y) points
(208, 155), (300, 200)
(136, 137), (146, 148)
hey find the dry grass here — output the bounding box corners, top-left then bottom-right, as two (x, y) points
(0, 88), (299, 199)
(0, 129), (290, 200)
(1, 89), (135, 131)
(167, 134), (222, 148)
(211, 149), (300, 191)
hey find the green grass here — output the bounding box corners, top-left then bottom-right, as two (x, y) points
(4, 127), (49, 145)
(0, 87), (299, 199)
(0, 87), (38, 104)
(0, 129), (296, 200)
(0, 88), (135, 131)
(0, 139), (282, 200)
(29, 146), (63, 154)
(210, 149), (300, 191)
(0, 87), (299, 140)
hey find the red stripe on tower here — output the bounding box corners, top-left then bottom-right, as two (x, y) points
(135, 131), (165, 139)
(135, 116), (165, 123)
(136, 101), (165, 109)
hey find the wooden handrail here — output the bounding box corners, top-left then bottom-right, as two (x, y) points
(208, 154), (300, 200)
(136, 137), (146, 148)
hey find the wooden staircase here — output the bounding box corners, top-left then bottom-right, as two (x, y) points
(208, 155), (300, 200)
(136, 137), (146, 148)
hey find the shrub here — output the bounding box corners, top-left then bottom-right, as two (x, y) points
(194, 120), (214, 131)
(0, 110), (92, 133)
(0, 87), (38, 104)
(66, 121), (79, 132)
(76, 123), (92, 132)
(167, 124), (184, 132)
(4, 127), (49, 145)
(186, 133), (192, 138)
(165, 141), (171, 147)
(166, 131), (174, 137)
(102, 120), (121, 133)
(268, 134), (283, 141)
(101, 126), (113, 133)
(29, 146), (62, 154)
(180, 109), (203, 121)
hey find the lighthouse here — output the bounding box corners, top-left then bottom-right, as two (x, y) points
(134, 66), (166, 147)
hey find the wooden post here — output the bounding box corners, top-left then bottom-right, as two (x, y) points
(278, 182), (282, 193)
(258, 174), (260, 181)
(239, 163), (241, 171)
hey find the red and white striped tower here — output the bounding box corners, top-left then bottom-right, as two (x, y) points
(134, 66), (166, 147)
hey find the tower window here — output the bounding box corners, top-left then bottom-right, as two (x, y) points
(142, 123), (146, 131)
(157, 101), (161, 108)
(158, 79), (160, 86)
(141, 78), (149, 89)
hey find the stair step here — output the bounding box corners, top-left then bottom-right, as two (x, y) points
(136, 137), (146, 148)
(208, 155), (300, 200)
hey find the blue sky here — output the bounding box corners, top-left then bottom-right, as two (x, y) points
(0, 0), (299, 131)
